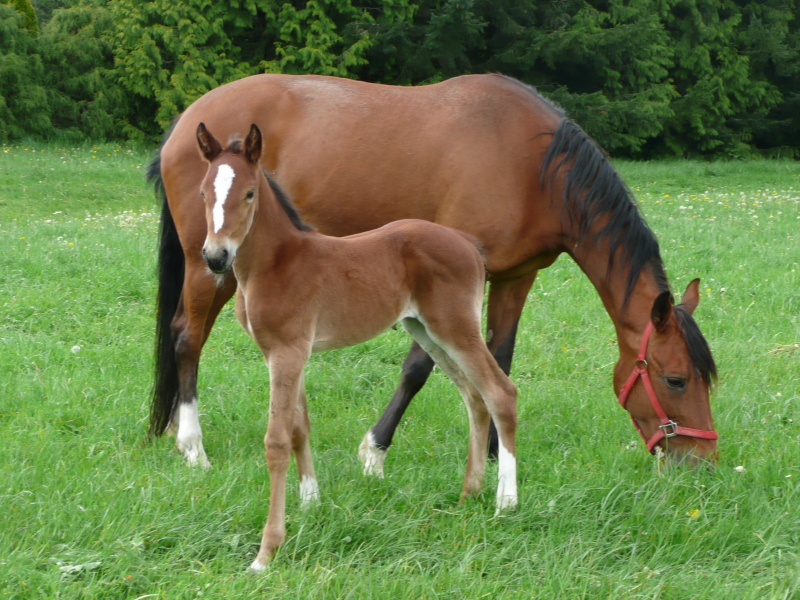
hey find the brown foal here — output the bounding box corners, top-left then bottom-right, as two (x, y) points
(195, 123), (518, 570)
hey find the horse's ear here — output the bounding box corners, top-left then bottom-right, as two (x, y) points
(244, 124), (262, 164)
(651, 290), (674, 331)
(196, 122), (222, 162)
(680, 278), (701, 315)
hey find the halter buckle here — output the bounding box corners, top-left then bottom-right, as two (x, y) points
(659, 420), (679, 438)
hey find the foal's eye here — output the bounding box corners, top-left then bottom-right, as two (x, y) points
(665, 377), (687, 391)
(245, 190), (255, 201)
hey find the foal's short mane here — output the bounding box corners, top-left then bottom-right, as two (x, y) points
(493, 74), (668, 305)
(265, 173), (315, 232)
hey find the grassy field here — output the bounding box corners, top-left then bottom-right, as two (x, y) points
(0, 142), (798, 599)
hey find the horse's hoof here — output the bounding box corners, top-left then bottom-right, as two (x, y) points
(494, 494), (518, 516)
(177, 441), (211, 469)
(358, 432), (386, 478)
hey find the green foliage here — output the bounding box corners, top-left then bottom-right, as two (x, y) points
(109, 0), (258, 135)
(654, 0), (781, 156)
(2, 0), (799, 156)
(31, 0), (71, 25)
(736, 0), (800, 157)
(2, 0), (38, 33)
(38, 4), (124, 140)
(0, 4), (50, 141)
(108, 0), (415, 134)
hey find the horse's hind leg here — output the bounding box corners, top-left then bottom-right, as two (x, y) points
(484, 272), (537, 458)
(401, 319), (493, 501)
(171, 265), (236, 467)
(358, 342), (434, 477)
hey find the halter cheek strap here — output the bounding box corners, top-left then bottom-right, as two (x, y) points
(618, 321), (719, 454)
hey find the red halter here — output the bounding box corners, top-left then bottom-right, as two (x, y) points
(618, 321), (718, 454)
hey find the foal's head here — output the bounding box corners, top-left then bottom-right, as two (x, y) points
(196, 122), (263, 274)
(614, 279), (718, 463)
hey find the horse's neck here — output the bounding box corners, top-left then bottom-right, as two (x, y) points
(569, 240), (664, 353)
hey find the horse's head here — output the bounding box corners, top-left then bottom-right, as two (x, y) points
(615, 279), (718, 463)
(196, 122), (263, 274)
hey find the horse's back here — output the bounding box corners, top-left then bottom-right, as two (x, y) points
(161, 74), (564, 273)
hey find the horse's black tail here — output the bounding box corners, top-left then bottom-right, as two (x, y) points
(147, 134), (184, 437)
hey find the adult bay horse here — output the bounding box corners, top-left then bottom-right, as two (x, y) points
(149, 73), (718, 471)
(196, 122), (517, 568)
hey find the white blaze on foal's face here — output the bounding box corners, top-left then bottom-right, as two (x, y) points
(212, 163), (235, 233)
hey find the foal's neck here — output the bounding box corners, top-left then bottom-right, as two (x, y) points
(235, 175), (310, 280)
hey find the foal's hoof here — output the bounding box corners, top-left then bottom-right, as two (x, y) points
(249, 557), (270, 572)
(358, 432), (387, 478)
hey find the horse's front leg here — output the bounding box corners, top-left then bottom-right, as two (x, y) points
(251, 344), (310, 571)
(484, 272), (537, 458)
(170, 264), (236, 468)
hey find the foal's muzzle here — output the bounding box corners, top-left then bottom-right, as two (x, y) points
(202, 246), (232, 274)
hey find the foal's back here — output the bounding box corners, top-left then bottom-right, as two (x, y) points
(253, 219), (487, 353)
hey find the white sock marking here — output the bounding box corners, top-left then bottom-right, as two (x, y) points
(496, 442), (517, 513)
(299, 475), (320, 507)
(175, 399), (210, 468)
(212, 164), (235, 233)
(358, 431), (387, 478)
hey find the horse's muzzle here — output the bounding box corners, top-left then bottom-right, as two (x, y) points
(202, 246), (232, 274)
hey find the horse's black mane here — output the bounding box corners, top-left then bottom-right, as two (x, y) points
(264, 172), (315, 232)
(494, 74), (668, 305)
(494, 76), (715, 381)
(674, 306), (717, 385)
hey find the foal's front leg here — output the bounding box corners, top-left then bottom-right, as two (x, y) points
(251, 345), (310, 571)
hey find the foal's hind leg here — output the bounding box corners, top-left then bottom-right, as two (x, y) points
(401, 319), (493, 501)
(171, 265), (236, 467)
(359, 272), (536, 474)
(406, 315), (518, 512)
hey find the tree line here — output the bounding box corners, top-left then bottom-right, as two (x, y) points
(2, 0), (798, 157)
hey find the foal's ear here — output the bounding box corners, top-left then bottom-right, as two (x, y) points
(680, 278), (701, 315)
(196, 122), (222, 162)
(244, 124), (262, 164)
(651, 290), (674, 331)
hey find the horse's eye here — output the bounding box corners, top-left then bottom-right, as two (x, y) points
(245, 190), (255, 201)
(200, 190), (206, 200)
(665, 377), (687, 391)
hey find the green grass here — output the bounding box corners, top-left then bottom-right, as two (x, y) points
(1, 142), (799, 598)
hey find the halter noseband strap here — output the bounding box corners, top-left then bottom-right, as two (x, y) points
(618, 321), (718, 454)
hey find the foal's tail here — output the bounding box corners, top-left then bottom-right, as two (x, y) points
(147, 138), (184, 437)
